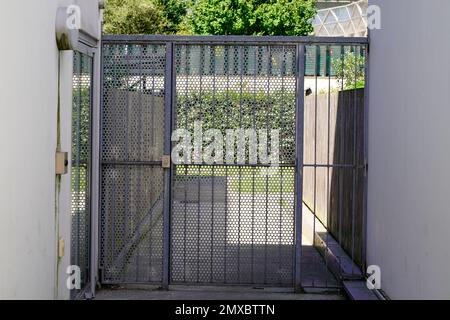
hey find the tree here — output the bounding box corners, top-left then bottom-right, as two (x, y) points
(187, 0), (316, 36)
(158, 0), (188, 29)
(103, 0), (188, 34)
(104, 0), (169, 34)
(256, 0), (317, 36)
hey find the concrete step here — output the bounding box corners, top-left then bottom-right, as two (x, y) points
(342, 280), (379, 300)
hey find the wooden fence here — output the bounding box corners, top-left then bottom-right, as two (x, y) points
(303, 88), (365, 267)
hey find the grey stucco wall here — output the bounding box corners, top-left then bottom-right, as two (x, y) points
(0, 0), (100, 299)
(367, 0), (450, 299)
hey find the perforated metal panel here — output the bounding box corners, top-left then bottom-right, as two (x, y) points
(100, 36), (369, 290)
(171, 45), (297, 286)
(71, 51), (93, 297)
(100, 44), (166, 283)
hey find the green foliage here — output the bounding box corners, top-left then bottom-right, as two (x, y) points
(176, 90), (296, 164)
(186, 0), (255, 35)
(176, 91), (295, 131)
(256, 0), (317, 36)
(104, 0), (185, 34)
(187, 0), (316, 36)
(104, 0), (316, 36)
(72, 86), (91, 165)
(331, 51), (366, 89)
(156, 0), (189, 33)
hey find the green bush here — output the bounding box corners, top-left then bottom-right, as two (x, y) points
(104, 0), (173, 34)
(188, 0), (316, 36)
(103, 0), (316, 36)
(175, 90), (296, 163)
(331, 50), (365, 90)
(72, 86), (91, 166)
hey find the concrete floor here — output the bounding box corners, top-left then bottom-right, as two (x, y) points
(95, 245), (341, 301)
(95, 285), (345, 300)
(97, 203), (340, 296)
(98, 187), (341, 298)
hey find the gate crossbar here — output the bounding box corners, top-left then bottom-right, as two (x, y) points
(102, 34), (369, 45)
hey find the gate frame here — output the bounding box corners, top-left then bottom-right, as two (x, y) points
(72, 38), (99, 300)
(98, 35), (369, 293)
(295, 44), (306, 292)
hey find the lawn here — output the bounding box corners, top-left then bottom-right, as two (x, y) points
(174, 165), (295, 194)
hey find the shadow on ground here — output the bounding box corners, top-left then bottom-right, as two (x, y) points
(94, 285), (345, 300)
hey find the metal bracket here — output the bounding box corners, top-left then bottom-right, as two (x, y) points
(84, 291), (94, 300)
(58, 237), (65, 258)
(364, 159), (369, 177)
(55, 151), (69, 175)
(161, 155), (171, 169)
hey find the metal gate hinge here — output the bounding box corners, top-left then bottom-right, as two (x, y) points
(162, 155), (171, 169)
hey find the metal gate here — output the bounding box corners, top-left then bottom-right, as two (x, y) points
(99, 35), (368, 290)
(170, 43), (298, 286)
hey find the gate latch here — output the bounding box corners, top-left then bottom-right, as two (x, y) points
(363, 159), (368, 177)
(162, 155), (171, 169)
(55, 151), (69, 175)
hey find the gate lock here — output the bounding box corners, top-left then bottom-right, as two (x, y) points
(162, 155), (171, 169)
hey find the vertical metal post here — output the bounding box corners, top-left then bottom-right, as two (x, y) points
(325, 45), (332, 287)
(92, 41), (103, 298)
(76, 53), (82, 284)
(338, 45), (345, 247)
(350, 46), (358, 274)
(294, 44), (305, 292)
(123, 45), (131, 283)
(362, 40), (370, 271)
(90, 47), (100, 299)
(162, 42), (174, 289)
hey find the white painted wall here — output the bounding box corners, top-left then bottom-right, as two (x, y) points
(0, 0), (100, 299)
(368, 0), (450, 299)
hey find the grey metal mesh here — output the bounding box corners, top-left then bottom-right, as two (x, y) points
(99, 38), (368, 290)
(100, 44), (166, 283)
(170, 45), (297, 286)
(71, 51), (93, 296)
